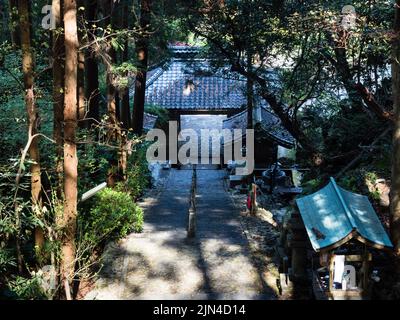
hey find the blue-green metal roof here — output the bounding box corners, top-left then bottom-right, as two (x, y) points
(296, 177), (393, 252)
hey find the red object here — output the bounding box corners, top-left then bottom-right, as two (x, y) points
(247, 194), (252, 210)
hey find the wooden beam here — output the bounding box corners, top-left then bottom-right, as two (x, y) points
(345, 254), (372, 262)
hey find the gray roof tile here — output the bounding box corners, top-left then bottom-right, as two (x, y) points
(145, 60), (246, 110)
(143, 112), (158, 131)
(222, 107), (295, 148)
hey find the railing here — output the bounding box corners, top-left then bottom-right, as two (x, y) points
(187, 166), (197, 238)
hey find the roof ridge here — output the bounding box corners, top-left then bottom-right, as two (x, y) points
(146, 61), (170, 88)
(329, 177), (358, 230)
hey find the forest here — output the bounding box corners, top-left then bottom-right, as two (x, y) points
(0, 0), (400, 301)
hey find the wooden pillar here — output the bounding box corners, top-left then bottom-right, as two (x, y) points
(187, 168), (197, 238)
(361, 246), (370, 291)
(328, 253), (335, 292)
(251, 183), (257, 215)
(288, 211), (308, 280)
(167, 110), (179, 166)
(291, 246), (307, 280)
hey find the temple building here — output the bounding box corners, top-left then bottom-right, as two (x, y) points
(139, 44), (295, 166)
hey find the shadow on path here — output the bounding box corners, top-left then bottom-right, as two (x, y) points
(85, 169), (277, 300)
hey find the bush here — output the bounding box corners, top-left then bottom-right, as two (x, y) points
(123, 167), (149, 200)
(79, 188), (143, 246)
(117, 142), (151, 200)
(301, 178), (323, 195)
(0, 248), (16, 275)
(5, 275), (47, 300)
(77, 130), (110, 194)
(339, 175), (359, 193)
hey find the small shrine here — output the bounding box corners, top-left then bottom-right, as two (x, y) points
(285, 177), (393, 300)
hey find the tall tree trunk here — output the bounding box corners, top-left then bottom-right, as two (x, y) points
(52, 0), (64, 198)
(78, 47), (86, 124)
(332, 45), (365, 113)
(84, 0), (99, 127)
(245, 2), (253, 129)
(1, 3), (8, 43)
(104, 0), (118, 134)
(113, 2), (124, 125)
(354, 83), (394, 122)
(77, 0), (86, 125)
(103, 0), (120, 186)
(116, 94), (121, 123)
(324, 32), (394, 122)
(62, 0), (79, 299)
(391, 0), (400, 256)
(8, 0), (20, 47)
(132, 0), (151, 135)
(110, 1), (117, 124)
(121, 0), (131, 130)
(117, 0), (131, 182)
(335, 46), (393, 121)
(51, 0), (64, 294)
(194, 27), (320, 163)
(18, 0), (44, 257)
(246, 52), (254, 129)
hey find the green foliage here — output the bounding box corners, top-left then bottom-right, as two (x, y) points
(337, 168), (388, 204)
(0, 50), (53, 166)
(365, 171), (378, 185)
(324, 112), (381, 156)
(129, 143), (151, 197)
(0, 55), (27, 162)
(338, 175), (359, 192)
(77, 132), (110, 194)
(123, 167), (150, 200)
(147, 2), (192, 64)
(116, 142), (151, 200)
(0, 248), (16, 275)
(1, 0), (397, 300)
(0, 204), (17, 240)
(301, 178), (323, 195)
(369, 189), (381, 202)
(76, 142), (152, 250)
(111, 62), (137, 91)
(6, 275), (47, 300)
(79, 188), (144, 247)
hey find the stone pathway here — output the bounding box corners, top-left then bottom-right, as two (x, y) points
(85, 169), (276, 300)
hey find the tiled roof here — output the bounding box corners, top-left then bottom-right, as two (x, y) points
(222, 107), (295, 148)
(143, 112), (158, 131)
(167, 45), (201, 57)
(258, 107), (295, 148)
(222, 109), (248, 131)
(145, 60), (247, 110)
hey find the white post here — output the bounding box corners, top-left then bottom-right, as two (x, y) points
(81, 182), (107, 202)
